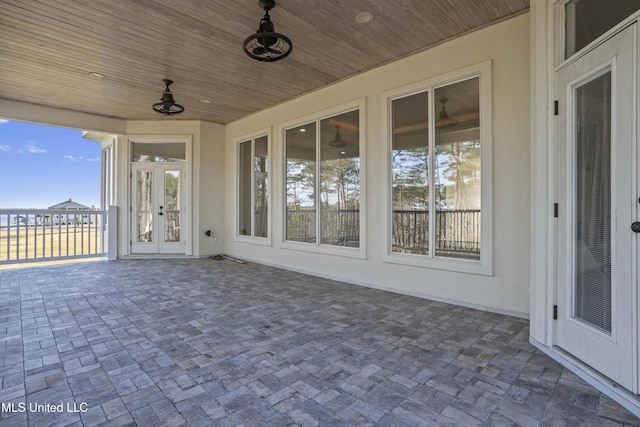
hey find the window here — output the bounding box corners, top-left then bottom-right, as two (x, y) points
(565, 0), (640, 58)
(131, 142), (185, 162)
(238, 134), (269, 239)
(285, 109), (361, 248)
(387, 66), (490, 272)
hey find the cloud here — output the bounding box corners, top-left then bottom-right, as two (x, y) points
(64, 155), (100, 162)
(25, 141), (46, 154)
(0, 119), (8, 125)
(0, 145), (10, 152)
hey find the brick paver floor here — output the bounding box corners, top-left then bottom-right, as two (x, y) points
(1, 258), (639, 426)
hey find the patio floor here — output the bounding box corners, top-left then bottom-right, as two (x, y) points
(1, 258), (638, 426)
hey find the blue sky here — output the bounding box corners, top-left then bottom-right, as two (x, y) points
(0, 119), (101, 209)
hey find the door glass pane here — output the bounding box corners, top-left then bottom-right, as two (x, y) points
(434, 78), (481, 260)
(320, 110), (360, 247)
(238, 141), (252, 236)
(286, 123), (316, 243)
(164, 170), (181, 243)
(574, 70), (611, 333)
(132, 142), (186, 162)
(391, 91), (429, 255)
(254, 136), (269, 238)
(137, 170), (153, 242)
(565, 0), (640, 58)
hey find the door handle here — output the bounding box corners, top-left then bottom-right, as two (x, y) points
(632, 222), (640, 233)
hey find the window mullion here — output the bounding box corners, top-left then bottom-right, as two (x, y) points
(315, 120), (321, 246)
(250, 138), (256, 237)
(428, 88), (436, 259)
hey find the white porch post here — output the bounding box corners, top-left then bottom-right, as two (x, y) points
(107, 205), (118, 261)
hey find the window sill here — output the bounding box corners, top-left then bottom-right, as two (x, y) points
(382, 251), (492, 276)
(234, 235), (272, 247)
(281, 240), (366, 260)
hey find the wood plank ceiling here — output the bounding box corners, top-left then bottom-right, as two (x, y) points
(0, 0), (529, 125)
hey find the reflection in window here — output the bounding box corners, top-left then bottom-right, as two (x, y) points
(136, 170), (153, 242)
(238, 135), (269, 239)
(392, 92), (430, 255)
(164, 170), (181, 243)
(239, 141), (252, 236)
(286, 123), (317, 243)
(434, 79), (480, 260)
(320, 111), (360, 247)
(254, 136), (269, 238)
(390, 77), (481, 261)
(285, 110), (361, 247)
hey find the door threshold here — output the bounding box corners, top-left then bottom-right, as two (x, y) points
(121, 254), (192, 260)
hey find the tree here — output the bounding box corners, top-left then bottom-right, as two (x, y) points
(320, 157), (360, 210)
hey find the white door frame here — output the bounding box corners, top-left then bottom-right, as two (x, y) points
(127, 135), (192, 256)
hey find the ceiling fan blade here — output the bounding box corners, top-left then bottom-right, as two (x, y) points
(252, 46), (280, 56)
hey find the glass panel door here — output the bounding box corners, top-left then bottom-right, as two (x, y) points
(136, 169), (154, 243)
(131, 163), (185, 254)
(163, 170), (181, 244)
(556, 26), (635, 391)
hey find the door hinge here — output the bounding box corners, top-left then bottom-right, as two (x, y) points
(553, 305), (558, 320)
(554, 203), (559, 218)
(554, 100), (559, 116)
(129, 240), (132, 245)
(130, 172), (133, 178)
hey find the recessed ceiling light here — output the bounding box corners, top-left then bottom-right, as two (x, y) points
(299, 128), (306, 132)
(355, 12), (374, 24)
(88, 72), (104, 78)
(200, 98), (212, 104)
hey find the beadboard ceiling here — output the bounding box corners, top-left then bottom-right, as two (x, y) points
(0, 0), (529, 124)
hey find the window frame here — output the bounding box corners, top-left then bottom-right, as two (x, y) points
(281, 99), (367, 259)
(234, 128), (272, 246)
(101, 137), (116, 209)
(381, 61), (493, 275)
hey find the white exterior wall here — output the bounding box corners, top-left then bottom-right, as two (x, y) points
(224, 14), (531, 317)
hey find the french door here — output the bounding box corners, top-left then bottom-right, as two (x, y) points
(556, 25), (637, 391)
(131, 163), (185, 254)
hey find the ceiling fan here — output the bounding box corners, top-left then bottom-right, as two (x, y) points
(328, 127), (348, 147)
(243, 0), (293, 62)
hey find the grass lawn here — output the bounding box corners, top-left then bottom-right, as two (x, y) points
(0, 225), (104, 264)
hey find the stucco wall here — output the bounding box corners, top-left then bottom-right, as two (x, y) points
(223, 14), (531, 317)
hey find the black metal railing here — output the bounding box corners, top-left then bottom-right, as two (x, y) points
(286, 208), (480, 258)
(393, 209), (481, 259)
